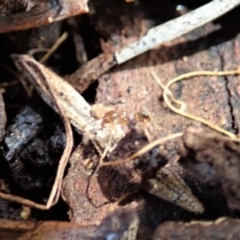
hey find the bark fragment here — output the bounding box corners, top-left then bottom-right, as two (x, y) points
(0, 0), (89, 33)
(153, 217), (240, 240)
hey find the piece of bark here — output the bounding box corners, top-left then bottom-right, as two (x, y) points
(179, 127), (240, 211)
(62, 143), (115, 224)
(62, 136), (149, 223)
(0, 207), (138, 240)
(0, 0), (89, 33)
(217, 32), (240, 134)
(153, 217), (240, 240)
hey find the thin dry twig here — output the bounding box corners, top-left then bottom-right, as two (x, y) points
(1, 62), (33, 97)
(101, 132), (183, 166)
(39, 32), (69, 63)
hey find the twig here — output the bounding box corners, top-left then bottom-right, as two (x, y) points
(2, 63), (33, 97)
(115, 0), (240, 64)
(39, 32), (68, 63)
(101, 132), (183, 166)
(69, 0), (240, 93)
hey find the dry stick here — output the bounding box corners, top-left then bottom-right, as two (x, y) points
(0, 81), (18, 88)
(115, 0), (240, 64)
(35, 33), (72, 207)
(151, 70), (240, 139)
(0, 192), (47, 210)
(43, 78), (73, 209)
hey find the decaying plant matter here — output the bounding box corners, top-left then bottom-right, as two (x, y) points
(1, 0), (240, 239)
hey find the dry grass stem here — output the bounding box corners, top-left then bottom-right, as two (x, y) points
(0, 55), (74, 209)
(39, 32), (69, 63)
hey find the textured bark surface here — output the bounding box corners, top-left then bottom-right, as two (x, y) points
(62, 2), (240, 239)
(153, 218), (240, 240)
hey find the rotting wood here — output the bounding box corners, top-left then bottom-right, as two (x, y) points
(3, 0), (240, 219)
(153, 217), (240, 240)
